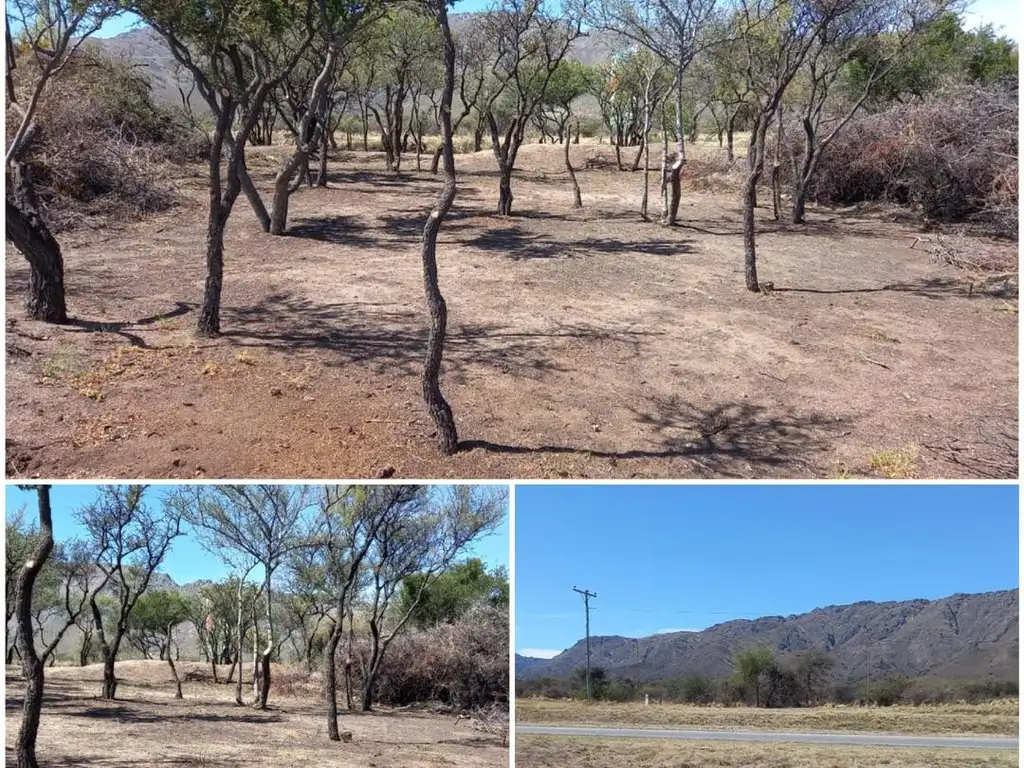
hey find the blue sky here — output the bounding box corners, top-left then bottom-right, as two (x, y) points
(515, 485), (1019, 658)
(5, 484), (509, 584)
(93, 0), (1020, 41)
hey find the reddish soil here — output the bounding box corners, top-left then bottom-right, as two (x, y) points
(5, 145), (1017, 479)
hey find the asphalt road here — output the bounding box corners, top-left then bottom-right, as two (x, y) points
(516, 724), (1019, 750)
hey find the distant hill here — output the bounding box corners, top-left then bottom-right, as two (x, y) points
(91, 15), (623, 110)
(517, 589), (1019, 683)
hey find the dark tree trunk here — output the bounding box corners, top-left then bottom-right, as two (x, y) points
(197, 215), (226, 337)
(430, 145), (443, 174)
(325, 629), (343, 741)
(614, 142), (623, 171)
(497, 170), (513, 216)
(743, 164), (762, 293)
(630, 142), (643, 172)
(15, 486), (54, 768)
(564, 134), (582, 208)
(317, 113), (330, 188)
(473, 118), (484, 152)
(771, 103), (783, 221)
(726, 115), (735, 163)
(257, 652), (271, 710)
(792, 182), (807, 224)
(166, 627), (183, 699)
(6, 165), (68, 324)
(101, 650), (118, 700)
(420, 5), (460, 456)
(197, 102), (236, 337)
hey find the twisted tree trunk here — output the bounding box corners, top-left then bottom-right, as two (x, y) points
(15, 487), (54, 768)
(420, 3), (460, 455)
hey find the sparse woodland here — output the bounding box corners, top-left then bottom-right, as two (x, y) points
(7, 484), (509, 768)
(3, 0), (1018, 477)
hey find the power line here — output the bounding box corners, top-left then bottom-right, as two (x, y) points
(573, 586), (597, 702)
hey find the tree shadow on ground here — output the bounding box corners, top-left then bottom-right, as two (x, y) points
(41, 752), (248, 768)
(376, 212), (477, 240)
(67, 703), (284, 725)
(221, 291), (662, 379)
(286, 215), (380, 247)
(325, 169), (439, 189)
(56, 302), (197, 348)
(461, 226), (694, 261)
(463, 397), (849, 478)
(776, 277), (973, 301)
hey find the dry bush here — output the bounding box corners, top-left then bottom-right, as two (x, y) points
(8, 47), (207, 231)
(347, 602), (508, 713)
(686, 154), (746, 193)
(799, 81), (1018, 238)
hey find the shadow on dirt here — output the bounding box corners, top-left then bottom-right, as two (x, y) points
(221, 291), (663, 379)
(462, 397), (848, 478)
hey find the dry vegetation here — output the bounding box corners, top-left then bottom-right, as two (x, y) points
(4, 660), (508, 767)
(6, 141), (1017, 479)
(515, 697), (1020, 736)
(516, 734), (1018, 768)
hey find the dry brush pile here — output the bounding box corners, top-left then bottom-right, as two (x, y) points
(347, 602), (509, 713)
(7, 47), (207, 231)
(798, 81), (1018, 239)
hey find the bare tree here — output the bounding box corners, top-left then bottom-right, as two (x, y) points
(173, 485), (317, 710)
(266, 1), (379, 233)
(483, 0), (584, 215)
(5, 0), (119, 323)
(367, 7), (441, 173)
(736, 0), (823, 291)
(134, 0), (315, 335)
(14, 486), (54, 768)
(78, 486), (182, 700)
(428, 21), (489, 174)
(418, 0), (462, 454)
(594, 0), (720, 224)
(321, 485), (423, 741)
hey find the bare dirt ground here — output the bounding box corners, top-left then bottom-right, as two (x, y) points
(5, 661), (507, 767)
(516, 697), (1020, 736)
(516, 734), (1018, 768)
(6, 143), (1017, 479)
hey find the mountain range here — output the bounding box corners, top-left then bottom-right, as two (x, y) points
(516, 589), (1019, 683)
(91, 16), (620, 110)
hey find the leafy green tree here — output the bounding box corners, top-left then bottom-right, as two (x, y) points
(539, 60), (595, 207)
(397, 558), (508, 629)
(794, 649), (835, 705)
(573, 665), (609, 699)
(680, 674), (714, 704)
(127, 590), (191, 698)
(732, 645), (774, 707)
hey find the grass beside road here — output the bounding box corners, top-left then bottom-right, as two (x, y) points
(515, 735), (1019, 768)
(515, 698), (1019, 736)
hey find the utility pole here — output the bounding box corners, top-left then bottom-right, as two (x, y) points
(573, 586), (597, 701)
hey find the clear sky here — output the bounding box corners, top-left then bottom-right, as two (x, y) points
(5, 484), (509, 584)
(93, 0), (1020, 41)
(515, 485), (1019, 658)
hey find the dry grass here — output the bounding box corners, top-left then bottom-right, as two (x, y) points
(515, 698), (1019, 736)
(868, 445), (920, 478)
(5, 661), (507, 768)
(516, 734), (1018, 768)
